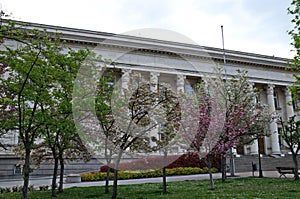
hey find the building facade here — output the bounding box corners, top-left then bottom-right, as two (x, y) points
(0, 20), (298, 159)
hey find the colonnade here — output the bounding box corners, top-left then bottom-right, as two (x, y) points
(121, 69), (295, 155)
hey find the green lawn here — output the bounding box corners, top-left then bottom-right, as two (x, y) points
(1, 177), (300, 199)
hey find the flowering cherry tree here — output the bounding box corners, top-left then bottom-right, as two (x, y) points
(180, 68), (261, 189)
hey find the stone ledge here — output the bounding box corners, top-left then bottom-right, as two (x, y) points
(66, 174), (81, 183)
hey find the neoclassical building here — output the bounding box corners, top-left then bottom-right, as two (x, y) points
(0, 20), (298, 158)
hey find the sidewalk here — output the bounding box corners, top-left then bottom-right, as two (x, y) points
(0, 171), (283, 189)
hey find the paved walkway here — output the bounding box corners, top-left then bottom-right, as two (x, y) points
(0, 171), (285, 189)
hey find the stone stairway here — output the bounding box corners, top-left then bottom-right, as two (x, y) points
(233, 155), (300, 172)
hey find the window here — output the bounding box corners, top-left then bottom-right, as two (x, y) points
(185, 83), (194, 94)
(185, 77), (201, 94)
(278, 128), (282, 147)
(254, 91), (261, 107)
(292, 93), (299, 110)
(274, 91), (280, 109)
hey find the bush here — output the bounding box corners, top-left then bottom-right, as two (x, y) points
(0, 187), (11, 193)
(39, 185), (49, 191)
(166, 153), (221, 170)
(81, 167), (218, 182)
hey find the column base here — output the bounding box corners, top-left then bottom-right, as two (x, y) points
(271, 151), (281, 156)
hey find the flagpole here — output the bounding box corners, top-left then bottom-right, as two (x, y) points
(221, 25), (235, 177)
(221, 25), (227, 80)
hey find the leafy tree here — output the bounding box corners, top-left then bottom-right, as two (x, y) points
(285, 0), (300, 181)
(151, 85), (181, 193)
(0, 21), (64, 199)
(279, 116), (300, 180)
(29, 132), (91, 196)
(109, 73), (174, 199)
(0, 62), (16, 150)
(0, 21), (90, 198)
(240, 106), (272, 178)
(288, 0), (300, 93)
(72, 52), (117, 194)
(94, 72), (118, 194)
(74, 70), (180, 199)
(40, 47), (91, 196)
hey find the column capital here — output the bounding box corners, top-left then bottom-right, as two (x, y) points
(284, 87), (292, 97)
(150, 71), (160, 91)
(150, 71), (160, 77)
(249, 82), (255, 87)
(177, 74), (186, 79)
(122, 68), (132, 74)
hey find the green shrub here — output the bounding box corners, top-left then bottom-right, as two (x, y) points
(81, 167), (218, 182)
(0, 187), (11, 193)
(211, 167), (218, 173)
(12, 186), (18, 192)
(39, 185), (49, 191)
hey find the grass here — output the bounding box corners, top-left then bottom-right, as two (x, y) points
(1, 177), (300, 199)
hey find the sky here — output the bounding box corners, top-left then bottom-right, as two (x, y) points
(0, 0), (294, 58)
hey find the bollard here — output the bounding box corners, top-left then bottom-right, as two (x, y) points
(252, 162), (257, 176)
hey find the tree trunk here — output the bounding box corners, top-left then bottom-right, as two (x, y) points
(112, 166), (119, 199)
(59, 156), (64, 192)
(258, 146), (263, 178)
(22, 148), (31, 199)
(104, 137), (112, 194)
(162, 166), (167, 193)
(162, 150), (168, 193)
(105, 162), (111, 194)
(207, 155), (215, 190)
(221, 155), (227, 182)
(292, 154), (299, 180)
(111, 150), (123, 199)
(51, 156), (59, 197)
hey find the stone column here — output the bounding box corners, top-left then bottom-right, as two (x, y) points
(177, 74), (185, 93)
(249, 82), (258, 155)
(284, 87), (294, 119)
(150, 72), (160, 91)
(121, 69), (131, 90)
(267, 84), (281, 154)
(250, 140), (259, 155)
(149, 72), (160, 149)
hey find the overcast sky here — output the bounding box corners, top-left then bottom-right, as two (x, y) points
(0, 0), (294, 58)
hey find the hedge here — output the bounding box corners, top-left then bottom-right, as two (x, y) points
(81, 167), (218, 182)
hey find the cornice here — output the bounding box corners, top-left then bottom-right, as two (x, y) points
(4, 19), (291, 70)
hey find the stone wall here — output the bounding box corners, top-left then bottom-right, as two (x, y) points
(0, 155), (103, 177)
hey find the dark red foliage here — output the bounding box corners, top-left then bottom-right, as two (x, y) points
(100, 153), (221, 172)
(166, 153), (221, 170)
